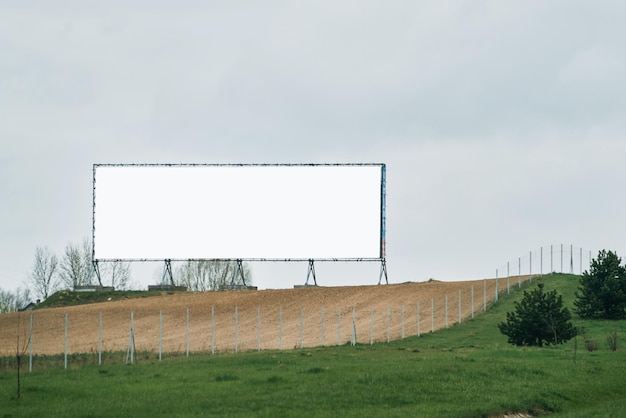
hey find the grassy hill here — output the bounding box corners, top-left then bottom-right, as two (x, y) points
(2, 273), (626, 417)
(36, 289), (175, 309)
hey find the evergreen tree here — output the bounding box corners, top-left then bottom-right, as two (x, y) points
(499, 283), (577, 347)
(574, 250), (626, 319)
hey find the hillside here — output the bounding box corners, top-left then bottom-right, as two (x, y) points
(0, 277), (533, 356)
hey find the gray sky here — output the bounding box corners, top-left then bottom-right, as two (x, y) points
(2, 1), (626, 292)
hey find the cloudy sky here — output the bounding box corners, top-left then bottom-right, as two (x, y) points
(2, 1), (625, 292)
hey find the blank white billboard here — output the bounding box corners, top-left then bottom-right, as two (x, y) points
(93, 164), (385, 261)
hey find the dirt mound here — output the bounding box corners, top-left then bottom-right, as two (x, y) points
(0, 277), (530, 356)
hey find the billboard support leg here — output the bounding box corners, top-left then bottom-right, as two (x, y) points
(162, 259), (174, 286)
(91, 260), (103, 287)
(378, 259), (388, 285)
(305, 259), (318, 286)
(231, 259), (247, 286)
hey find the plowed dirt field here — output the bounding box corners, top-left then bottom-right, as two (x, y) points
(0, 277), (531, 356)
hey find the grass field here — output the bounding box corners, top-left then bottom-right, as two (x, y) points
(1, 273), (625, 417)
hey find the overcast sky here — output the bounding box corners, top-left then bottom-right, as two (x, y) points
(2, 1), (626, 292)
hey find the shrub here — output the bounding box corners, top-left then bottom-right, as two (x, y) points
(574, 250), (626, 319)
(607, 332), (618, 352)
(499, 283), (577, 347)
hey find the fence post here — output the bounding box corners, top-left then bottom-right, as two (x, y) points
(279, 307), (283, 351)
(471, 285), (474, 319)
(387, 305), (390, 343)
(186, 308), (190, 357)
(99, 312), (103, 366)
(495, 270), (499, 302)
(507, 262), (510, 294)
(257, 306), (261, 353)
(64, 312), (68, 370)
(431, 298), (434, 333)
(159, 310), (162, 361)
(211, 306), (215, 356)
(29, 313), (33, 373)
(126, 311), (135, 365)
(518, 257), (522, 288)
(300, 309), (304, 349)
(580, 247), (583, 274)
(320, 306), (324, 347)
(561, 243), (563, 273)
(458, 290), (461, 324)
(417, 301), (420, 337)
(370, 309), (374, 345)
(337, 308), (341, 346)
(401, 304), (405, 339)
(541, 246), (543, 276)
(483, 279), (487, 311)
(235, 306), (238, 353)
(351, 308), (356, 346)
(445, 295), (448, 328)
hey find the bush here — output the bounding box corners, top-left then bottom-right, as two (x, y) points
(574, 250), (626, 319)
(499, 283), (577, 347)
(585, 339), (599, 352)
(607, 332), (618, 352)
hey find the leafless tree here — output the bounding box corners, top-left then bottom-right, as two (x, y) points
(0, 287), (32, 313)
(100, 261), (133, 290)
(60, 238), (98, 288)
(175, 260), (252, 291)
(28, 246), (59, 300)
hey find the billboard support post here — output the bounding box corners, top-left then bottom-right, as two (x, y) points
(231, 259), (247, 286)
(305, 259), (317, 286)
(378, 259), (388, 285)
(90, 261), (102, 287)
(162, 260), (174, 285)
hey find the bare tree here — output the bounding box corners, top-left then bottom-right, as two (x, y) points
(28, 246), (59, 300)
(100, 261), (133, 290)
(175, 260), (252, 291)
(60, 238), (96, 288)
(0, 287), (32, 313)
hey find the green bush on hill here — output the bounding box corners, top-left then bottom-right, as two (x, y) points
(575, 250), (626, 319)
(499, 283), (576, 347)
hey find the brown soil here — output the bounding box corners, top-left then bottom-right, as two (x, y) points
(0, 277), (532, 356)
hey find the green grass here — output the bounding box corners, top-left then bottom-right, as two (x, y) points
(36, 289), (171, 309)
(2, 274), (626, 417)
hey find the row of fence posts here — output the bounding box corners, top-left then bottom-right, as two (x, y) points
(17, 244), (593, 370)
(22, 276), (540, 370)
(499, 245), (591, 280)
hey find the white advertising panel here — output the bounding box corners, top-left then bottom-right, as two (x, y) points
(93, 164), (385, 261)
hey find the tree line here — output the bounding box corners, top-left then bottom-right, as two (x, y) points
(0, 238), (252, 312)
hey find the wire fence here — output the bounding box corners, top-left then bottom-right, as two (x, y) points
(493, 244), (594, 280)
(3, 244), (594, 370)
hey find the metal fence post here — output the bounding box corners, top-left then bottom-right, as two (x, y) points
(64, 312), (68, 370)
(431, 298), (435, 333)
(417, 301), (420, 337)
(445, 295), (448, 329)
(99, 312), (103, 366)
(29, 313), (33, 373)
(186, 308), (190, 357)
(337, 308), (341, 346)
(159, 310), (163, 361)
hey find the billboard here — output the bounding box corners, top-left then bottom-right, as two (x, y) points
(93, 164), (386, 261)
